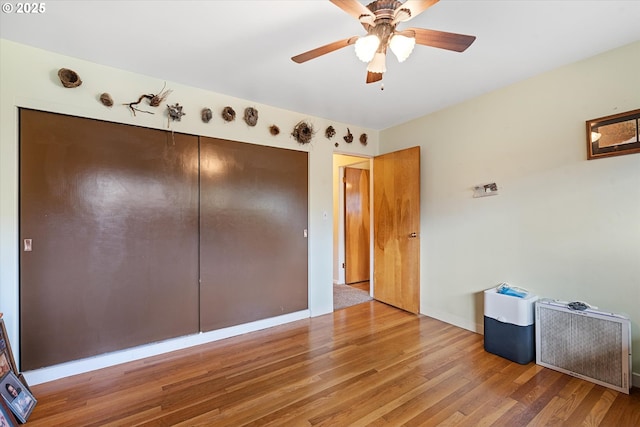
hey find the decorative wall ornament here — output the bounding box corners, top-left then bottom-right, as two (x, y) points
(360, 133), (368, 146)
(244, 107), (259, 127)
(269, 125), (280, 136)
(201, 108), (213, 123)
(125, 83), (172, 116)
(325, 125), (336, 139)
(343, 128), (353, 143)
(335, 142), (339, 148)
(222, 106), (236, 122)
(57, 68), (82, 88)
(167, 103), (186, 121)
(99, 93), (114, 107)
(292, 120), (315, 144)
(148, 85), (172, 107)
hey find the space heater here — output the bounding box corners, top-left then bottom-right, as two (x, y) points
(535, 299), (631, 394)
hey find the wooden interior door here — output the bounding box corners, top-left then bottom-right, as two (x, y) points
(19, 109), (200, 370)
(344, 167), (370, 284)
(373, 146), (420, 313)
(199, 137), (308, 332)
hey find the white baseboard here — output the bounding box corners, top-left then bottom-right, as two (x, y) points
(421, 306), (483, 335)
(633, 372), (640, 389)
(24, 310), (310, 386)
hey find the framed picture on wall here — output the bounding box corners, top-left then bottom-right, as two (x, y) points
(0, 318), (17, 378)
(0, 372), (36, 423)
(586, 109), (640, 159)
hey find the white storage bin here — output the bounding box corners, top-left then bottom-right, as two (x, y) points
(484, 287), (538, 326)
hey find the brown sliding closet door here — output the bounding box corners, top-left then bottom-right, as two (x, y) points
(199, 137), (308, 331)
(20, 109), (200, 370)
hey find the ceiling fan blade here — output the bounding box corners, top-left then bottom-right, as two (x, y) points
(366, 71), (383, 84)
(291, 36), (358, 63)
(330, 0), (375, 23)
(401, 28), (476, 52)
(394, 0), (439, 23)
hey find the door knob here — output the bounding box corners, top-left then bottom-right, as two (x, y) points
(409, 232), (417, 238)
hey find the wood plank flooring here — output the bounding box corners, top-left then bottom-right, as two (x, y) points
(26, 301), (639, 426)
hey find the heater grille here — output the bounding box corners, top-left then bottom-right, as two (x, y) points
(535, 299), (631, 394)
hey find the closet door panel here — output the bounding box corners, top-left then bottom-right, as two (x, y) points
(200, 137), (308, 331)
(20, 109), (200, 370)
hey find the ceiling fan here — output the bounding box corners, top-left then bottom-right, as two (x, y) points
(291, 0), (476, 84)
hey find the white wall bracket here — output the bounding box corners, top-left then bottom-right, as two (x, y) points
(473, 182), (499, 198)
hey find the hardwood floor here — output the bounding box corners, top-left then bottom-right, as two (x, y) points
(26, 301), (639, 426)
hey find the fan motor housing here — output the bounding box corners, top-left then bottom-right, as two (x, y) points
(366, 0), (403, 16)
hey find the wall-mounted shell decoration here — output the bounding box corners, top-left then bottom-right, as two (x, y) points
(201, 108), (213, 123)
(292, 121), (315, 144)
(244, 107), (258, 127)
(325, 126), (336, 139)
(222, 106), (236, 122)
(269, 125), (280, 136)
(99, 93), (113, 107)
(343, 128), (354, 143)
(167, 103), (186, 121)
(360, 133), (368, 146)
(58, 68), (82, 88)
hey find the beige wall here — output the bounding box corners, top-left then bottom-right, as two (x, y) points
(380, 41), (640, 379)
(0, 39), (379, 382)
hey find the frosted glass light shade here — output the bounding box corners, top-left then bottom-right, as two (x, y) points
(389, 34), (416, 62)
(355, 35), (380, 62)
(367, 52), (387, 74)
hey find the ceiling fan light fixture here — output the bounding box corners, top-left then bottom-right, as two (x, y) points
(355, 34), (380, 62)
(367, 52), (387, 74)
(389, 34), (416, 62)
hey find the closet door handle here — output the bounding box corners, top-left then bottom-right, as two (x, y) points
(409, 232), (417, 238)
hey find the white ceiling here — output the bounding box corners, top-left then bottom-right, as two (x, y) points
(1, 1), (639, 130)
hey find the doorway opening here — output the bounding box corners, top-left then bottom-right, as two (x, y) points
(333, 154), (372, 309)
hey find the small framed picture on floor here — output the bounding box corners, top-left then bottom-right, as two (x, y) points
(0, 372), (36, 423)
